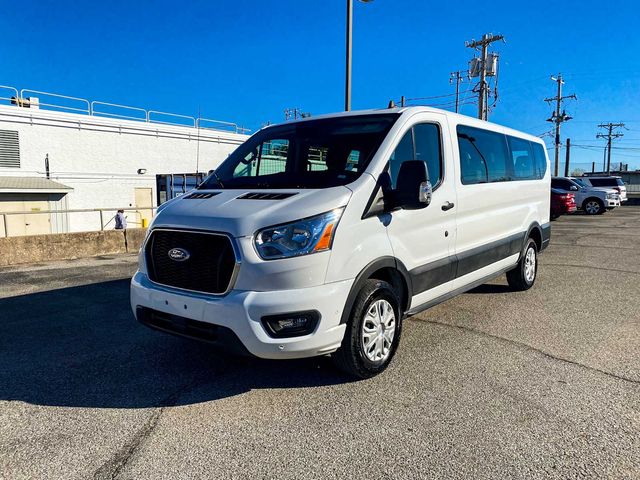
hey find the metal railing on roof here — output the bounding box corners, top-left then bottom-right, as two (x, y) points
(0, 83), (250, 134)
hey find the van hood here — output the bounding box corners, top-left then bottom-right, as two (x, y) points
(150, 187), (353, 238)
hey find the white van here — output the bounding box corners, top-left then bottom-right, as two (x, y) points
(131, 107), (551, 378)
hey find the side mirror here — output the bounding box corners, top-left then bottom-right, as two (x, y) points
(394, 160), (432, 210)
(570, 185), (578, 191)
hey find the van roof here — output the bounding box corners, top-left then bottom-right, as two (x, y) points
(264, 106), (545, 144)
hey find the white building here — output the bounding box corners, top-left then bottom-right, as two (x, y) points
(0, 86), (249, 236)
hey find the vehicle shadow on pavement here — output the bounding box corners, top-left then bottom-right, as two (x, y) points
(0, 279), (351, 409)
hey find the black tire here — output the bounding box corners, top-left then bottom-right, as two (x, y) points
(582, 198), (604, 215)
(332, 279), (402, 379)
(506, 238), (538, 291)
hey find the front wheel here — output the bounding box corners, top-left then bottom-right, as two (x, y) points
(583, 198), (604, 215)
(332, 279), (402, 378)
(506, 238), (537, 291)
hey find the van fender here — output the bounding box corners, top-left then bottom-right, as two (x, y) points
(522, 221), (550, 257)
(339, 256), (413, 325)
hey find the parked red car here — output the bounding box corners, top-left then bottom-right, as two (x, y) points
(551, 187), (577, 220)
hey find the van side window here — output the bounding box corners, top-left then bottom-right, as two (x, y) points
(413, 124), (442, 187)
(508, 136), (536, 180)
(389, 123), (443, 188)
(457, 125), (511, 184)
(530, 142), (548, 179)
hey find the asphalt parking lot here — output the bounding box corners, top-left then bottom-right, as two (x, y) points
(1, 208), (639, 480)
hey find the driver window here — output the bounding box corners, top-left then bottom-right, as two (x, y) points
(389, 131), (413, 188)
(389, 123), (442, 188)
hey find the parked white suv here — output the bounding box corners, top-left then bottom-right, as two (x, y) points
(552, 177), (620, 214)
(582, 176), (627, 202)
(131, 107), (551, 377)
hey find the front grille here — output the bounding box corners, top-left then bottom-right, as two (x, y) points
(145, 229), (237, 294)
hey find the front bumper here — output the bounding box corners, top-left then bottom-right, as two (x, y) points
(606, 198), (621, 208)
(130, 271), (352, 359)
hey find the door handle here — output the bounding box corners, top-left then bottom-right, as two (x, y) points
(441, 201), (455, 211)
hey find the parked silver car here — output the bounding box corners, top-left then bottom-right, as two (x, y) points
(552, 177), (620, 215)
(581, 176), (627, 202)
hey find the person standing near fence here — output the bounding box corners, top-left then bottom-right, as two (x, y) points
(115, 209), (127, 230)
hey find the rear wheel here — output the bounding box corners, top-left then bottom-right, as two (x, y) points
(332, 279), (402, 379)
(506, 238), (537, 291)
(583, 198), (604, 215)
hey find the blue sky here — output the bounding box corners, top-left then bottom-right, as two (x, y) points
(3, 0), (640, 169)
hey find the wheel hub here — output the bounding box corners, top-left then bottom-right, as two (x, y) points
(361, 299), (396, 363)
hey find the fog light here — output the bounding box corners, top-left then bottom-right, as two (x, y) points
(261, 311), (320, 338)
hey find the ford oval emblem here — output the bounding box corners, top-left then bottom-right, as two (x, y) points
(168, 247), (190, 262)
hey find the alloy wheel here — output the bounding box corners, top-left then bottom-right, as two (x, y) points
(361, 299), (396, 362)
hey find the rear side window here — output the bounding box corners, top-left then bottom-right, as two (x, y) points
(551, 178), (574, 190)
(457, 125), (511, 184)
(508, 136), (536, 180)
(457, 125), (548, 184)
(588, 178), (622, 187)
(530, 142), (548, 179)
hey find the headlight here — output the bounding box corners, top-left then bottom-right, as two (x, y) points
(254, 208), (344, 260)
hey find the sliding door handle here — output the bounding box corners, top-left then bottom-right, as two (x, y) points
(441, 201), (455, 211)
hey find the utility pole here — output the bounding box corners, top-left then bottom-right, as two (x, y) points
(449, 70), (467, 113)
(465, 33), (504, 120)
(545, 74), (576, 176)
(563, 138), (571, 176)
(596, 122), (625, 175)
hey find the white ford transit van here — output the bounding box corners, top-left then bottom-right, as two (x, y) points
(131, 107), (551, 378)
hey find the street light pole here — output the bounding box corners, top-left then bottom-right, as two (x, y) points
(345, 0), (353, 111)
(345, 0), (372, 111)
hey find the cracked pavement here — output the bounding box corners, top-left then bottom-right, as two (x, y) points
(0, 208), (639, 479)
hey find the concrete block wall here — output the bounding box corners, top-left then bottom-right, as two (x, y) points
(0, 228), (147, 266)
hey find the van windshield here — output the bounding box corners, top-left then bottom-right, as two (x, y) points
(199, 114), (399, 190)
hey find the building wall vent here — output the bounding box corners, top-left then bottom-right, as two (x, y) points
(0, 130), (20, 168)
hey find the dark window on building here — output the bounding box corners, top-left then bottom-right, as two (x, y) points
(389, 123), (443, 188)
(156, 173), (206, 204)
